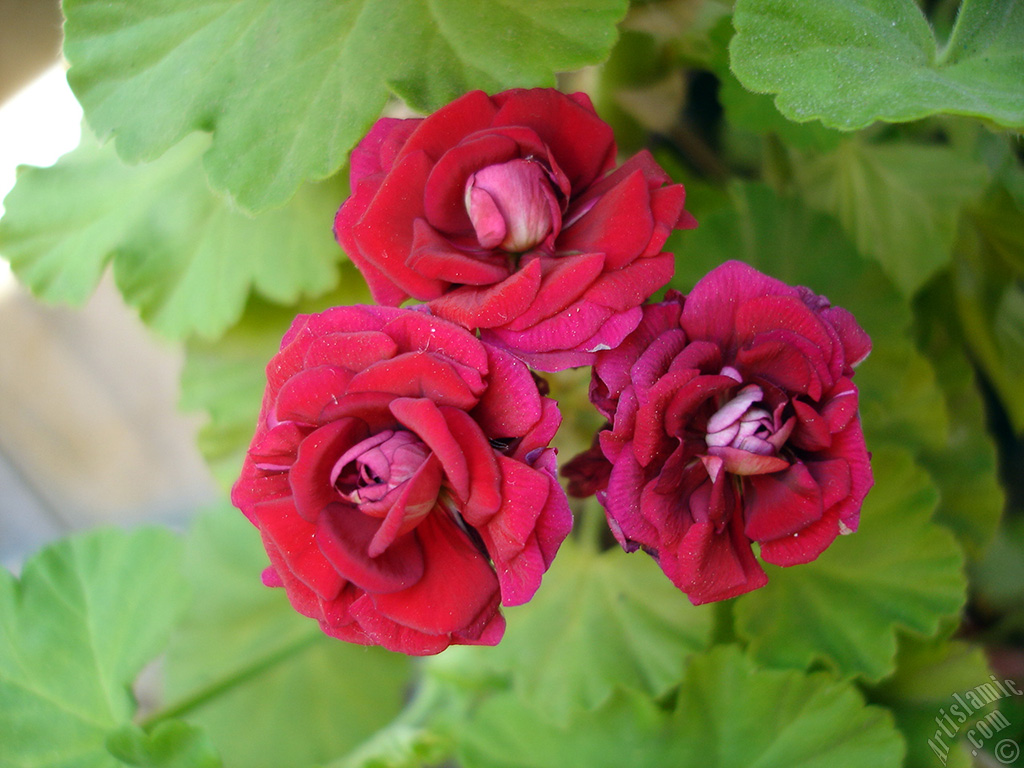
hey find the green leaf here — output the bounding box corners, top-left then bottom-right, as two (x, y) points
(949, 186), (1024, 432)
(106, 721), (222, 768)
(794, 140), (989, 297)
(163, 506), (412, 768)
(428, 539), (714, 724)
(867, 634), (996, 768)
(730, 0), (1024, 131)
(62, 0), (629, 212)
(734, 447), (966, 681)
(0, 130), (347, 340)
(180, 273), (372, 487)
(456, 646), (905, 768)
(913, 273), (1003, 559)
(0, 528), (187, 768)
(969, 515), (1024, 643)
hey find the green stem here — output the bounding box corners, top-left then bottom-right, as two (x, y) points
(140, 631), (322, 728)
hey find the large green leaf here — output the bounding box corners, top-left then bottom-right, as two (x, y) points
(428, 538), (714, 724)
(867, 634), (996, 768)
(795, 140), (989, 297)
(0, 131), (346, 340)
(914, 273), (1003, 560)
(456, 646), (904, 768)
(730, 0), (1024, 131)
(163, 507), (412, 768)
(949, 186), (1024, 432)
(62, 0), (629, 212)
(0, 528), (187, 768)
(734, 447), (965, 681)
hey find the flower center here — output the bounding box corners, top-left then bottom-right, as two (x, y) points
(331, 430), (430, 504)
(699, 368), (796, 479)
(705, 384), (777, 456)
(464, 158), (560, 252)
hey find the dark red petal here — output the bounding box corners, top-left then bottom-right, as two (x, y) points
(316, 501), (425, 593)
(668, 513), (768, 605)
(790, 399), (832, 451)
(407, 220), (512, 285)
(472, 343), (543, 438)
(348, 352), (480, 410)
(304, 331), (398, 371)
(254, 496), (347, 601)
(558, 170), (654, 270)
(232, 458), (290, 523)
(429, 257), (543, 328)
(820, 379), (859, 433)
(491, 89), (617, 193)
(580, 253), (675, 312)
(591, 300), (684, 410)
(381, 309), (489, 374)
(260, 537), (324, 619)
(440, 406), (502, 523)
(514, 397), (563, 460)
(367, 453), (443, 556)
(249, 422), (305, 470)
(274, 366), (353, 425)
(642, 184), (689, 257)
(397, 90), (499, 163)
(709, 447), (790, 476)
(289, 418), (369, 522)
(348, 150), (447, 301)
(662, 373), (736, 441)
(603, 444), (660, 548)
(736, 336), (822, 401)
(347, 596), (453, 655)
(681, 260), (800, 347)
(422, 132), (522, 234)
(743, 463), (824, 541)
(370, 511), (499, 634)
(349, 117), (420, 184)
(822, 306), (872, 371)
(759, 505), (840, 566)
(505, 253), (606, 331)
(390, 397), (470, 500)
(806, 458), (853, 512)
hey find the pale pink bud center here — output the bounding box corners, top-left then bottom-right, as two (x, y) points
(332, 430), (430, 504)
(465, 158), (559, 252)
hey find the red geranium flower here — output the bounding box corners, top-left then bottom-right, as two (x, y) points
(567, 261), (873, 604)
(232, 305), (571, 654)
(334, 88), (696, 371)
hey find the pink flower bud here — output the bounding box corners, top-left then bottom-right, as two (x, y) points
(465, 159), (561, 252)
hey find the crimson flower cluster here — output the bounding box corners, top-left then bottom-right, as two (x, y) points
(233, 88), (872, 654)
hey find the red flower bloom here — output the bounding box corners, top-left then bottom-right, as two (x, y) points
(570, 261), (873, 604)
(231, 305), (571, 654)
(334, 88), (696, 371)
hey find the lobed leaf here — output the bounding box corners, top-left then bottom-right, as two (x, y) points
(730, 0), (1024, 131)
(0, 131), (347, 340)
(734, 447), (966, 681)
(62, 0), (629, 212)
(428, 538), (714, 724)
(795, 140), (989, 297)
(0, 528), (187, 768)
(456, 646), (905, 768)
